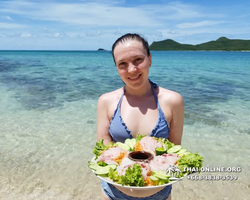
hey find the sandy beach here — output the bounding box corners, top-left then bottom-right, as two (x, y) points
(0, 173), (249, 200)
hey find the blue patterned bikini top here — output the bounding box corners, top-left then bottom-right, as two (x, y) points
(109, 80), (171, 143)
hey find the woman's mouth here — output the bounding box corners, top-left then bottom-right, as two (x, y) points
(128, 74), (141, 81)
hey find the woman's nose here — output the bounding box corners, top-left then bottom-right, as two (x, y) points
(128, 63), (137, 73)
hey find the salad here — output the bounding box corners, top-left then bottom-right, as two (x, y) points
(88, 135), (203, 187)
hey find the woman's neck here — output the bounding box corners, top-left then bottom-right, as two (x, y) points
(124, 80), (153, 98)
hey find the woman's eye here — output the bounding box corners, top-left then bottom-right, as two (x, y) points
(118, 62), (126, 68)
(120, 62), (126, 66)
(134, 58), (143, 64)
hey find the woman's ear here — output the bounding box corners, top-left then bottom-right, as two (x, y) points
(149, 54), (152, 67)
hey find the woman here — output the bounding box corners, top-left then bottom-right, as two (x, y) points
(96, 33), (184, 200)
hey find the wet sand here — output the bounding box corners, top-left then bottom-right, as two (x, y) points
(1, 173), (249, 200)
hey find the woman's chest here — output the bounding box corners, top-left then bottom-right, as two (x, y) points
(108, 93), (172, 141)
(121, 105), (159, 137)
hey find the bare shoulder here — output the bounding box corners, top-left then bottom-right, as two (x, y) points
(158, 87), (184, 106)
(98, 88), (123, 105)
(97, 88), (124, 119)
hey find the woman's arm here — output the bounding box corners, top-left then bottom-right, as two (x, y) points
(96, 94), (113, 145)
(166, 92), (184, 145)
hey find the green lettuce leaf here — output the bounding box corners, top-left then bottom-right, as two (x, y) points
(109, 164), (145, 186)
(93, 139), (113, 159)
(164, 139), (175, 150)
(177, 152), (204, 174)
(135, 134), (147, 143)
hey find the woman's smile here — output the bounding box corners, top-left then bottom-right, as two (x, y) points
(128, 74), (141, 81)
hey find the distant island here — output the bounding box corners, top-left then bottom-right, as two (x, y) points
(149, 37), (250, 51)
(97, 48), (106, 51)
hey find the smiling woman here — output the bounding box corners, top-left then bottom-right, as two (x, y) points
(113, 40), (151, 93)
(96, 33), (184, 200)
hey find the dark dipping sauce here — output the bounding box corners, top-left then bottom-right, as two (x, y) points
(128, 151), (153, 162)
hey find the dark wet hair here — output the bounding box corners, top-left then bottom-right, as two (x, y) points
(111, 33), (150, 63)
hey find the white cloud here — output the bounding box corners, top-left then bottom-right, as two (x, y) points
(85, 30), (102, 37)
(54, 33), (62, 37)
(20, 32), (32, 37)
(1, 15), (12, 20)
(168, 30), (180, 35)
(138, 2), (225, 21)
(0, 1), (232, 31)
(66, 32), (86, 38)
(176, 21), (224, 29)
(113, 28), (124, 35)
(0, 0), (249, 49)
(0, 1), (161, 27)
(0, 22), (26, 28)
(158, 26), (250, 40)
(143, 2), (202, 20)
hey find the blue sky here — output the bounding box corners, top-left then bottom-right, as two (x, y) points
(0, 0), (250, 50)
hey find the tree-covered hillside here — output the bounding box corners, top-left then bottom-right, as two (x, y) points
(149, 37), (250, 51)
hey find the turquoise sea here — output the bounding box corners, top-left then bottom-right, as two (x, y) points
(0, 51), (250, 200)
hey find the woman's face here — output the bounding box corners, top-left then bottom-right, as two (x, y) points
(113, 40), (151, 89)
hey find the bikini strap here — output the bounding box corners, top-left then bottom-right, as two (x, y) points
(117, 87), (125, 109)
(149, 79), (158, 89)
(149, 79), (160, 109)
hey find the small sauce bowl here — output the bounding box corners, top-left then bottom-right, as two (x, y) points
(128, 151), (153, 162)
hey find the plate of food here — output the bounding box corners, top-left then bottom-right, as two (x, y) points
(88, 135), (203, 190)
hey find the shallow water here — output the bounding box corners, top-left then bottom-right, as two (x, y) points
(0, 51), (250, 199)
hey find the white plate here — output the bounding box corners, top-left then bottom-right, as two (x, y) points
(90, 157), (185, 190)
(96, 173), (184, 190)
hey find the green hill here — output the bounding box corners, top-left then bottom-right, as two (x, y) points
(149, 37), (250, 51)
